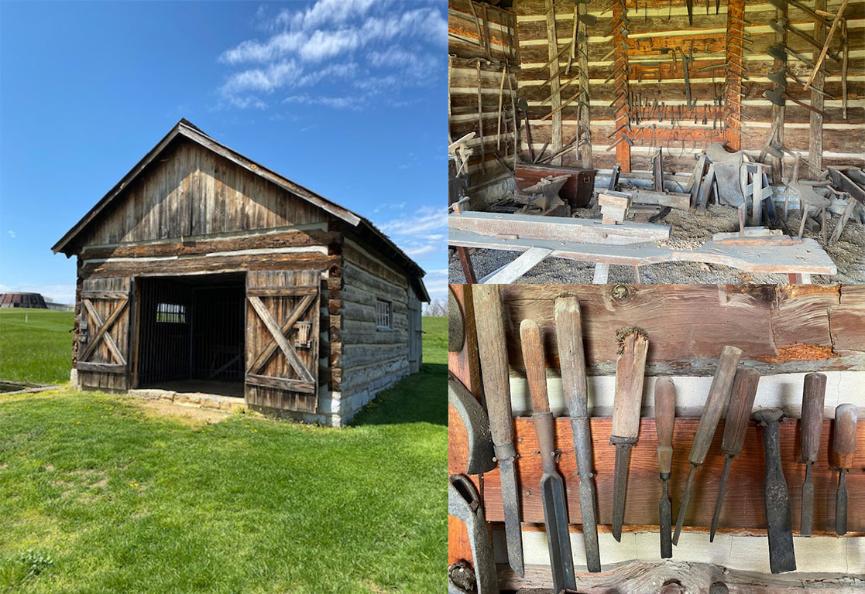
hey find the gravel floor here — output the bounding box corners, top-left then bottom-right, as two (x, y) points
(449, 204), (865, 285)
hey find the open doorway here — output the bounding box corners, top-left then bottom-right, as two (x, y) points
(136, 273), (245, 397)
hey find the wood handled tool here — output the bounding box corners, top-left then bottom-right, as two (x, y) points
(673, 345), (742, 545)
(654, 378), (676, 558)
(833, 403), (858, 536)
(472, 285), (524, 576)
(753, 408), (796, 574)
(799, 372), (826, 537)
(521, 319), (576, 592)
(709, 368), (760, 542)
(610, 329), (649, 542)
(554, 296), (600, 572)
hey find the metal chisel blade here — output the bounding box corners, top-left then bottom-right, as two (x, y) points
(578, 478), (601, 572)
(541, 474), (576, 593)
(611, 442), (632, 542)
(498, 457), (524, 576)
(801, 464), (814, 537)
(659, 478), (672, 558)
(672, 465), (697, 545)
(709, 455), (733, 542)
(836, 470), (848, 536)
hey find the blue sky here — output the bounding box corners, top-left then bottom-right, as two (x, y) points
(0, 0), (447, 305)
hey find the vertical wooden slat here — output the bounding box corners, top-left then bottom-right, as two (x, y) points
(725, 0), (745, 152)
(612, 0), (631, 172)
(770, 2), (787, 183)
(809, 0), (827, 177)
(545, 0), (562, 165)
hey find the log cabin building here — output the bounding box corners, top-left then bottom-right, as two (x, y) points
(53, 119), (428, 427)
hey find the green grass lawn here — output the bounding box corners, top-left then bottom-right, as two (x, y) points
(0, 309), (74, 385)
(0, 317), (447, 593)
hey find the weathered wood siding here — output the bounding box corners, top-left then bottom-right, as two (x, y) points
(74, 139), (326, 249)
(339, 238), (417, 420)
(449, 0), (520, 180)
(512, 0), (865, 172)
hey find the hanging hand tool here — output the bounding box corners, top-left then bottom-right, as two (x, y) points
(770, 19), (840, 63)
(833, 403), (858, 536)
(709, 368), (760, 542)
(449, 375), (496, 475)
(521, 319), (576, 592)
(448, 475), (498, 594)
(686, 0), (693, 25)
(554, 296), (601, 572)
(753, 408), (796, 574)
(805, 0), (849, 88)
(673, 345), (742, 545)
(654, 378), (676, 559)
(610, 328), (649, 542)
(799, 372), (826, 537)
(472, 285), (524, 576)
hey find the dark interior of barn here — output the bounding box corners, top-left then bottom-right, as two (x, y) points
(137, 273), (245, 397)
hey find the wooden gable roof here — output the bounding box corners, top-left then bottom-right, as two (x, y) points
(53, 119), (428, 301)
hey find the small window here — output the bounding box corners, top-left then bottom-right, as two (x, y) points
(156, 303), (186, 324)
(376, 299), (392, 330)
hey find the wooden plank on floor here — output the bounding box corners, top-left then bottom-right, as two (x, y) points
(449, 211), (671, 245)
(449, 228), (837, 275)
(479, 247), (552, 283)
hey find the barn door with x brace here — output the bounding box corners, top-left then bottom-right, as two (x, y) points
(245, 270), (321, 413)
(76, 276), (132, 389)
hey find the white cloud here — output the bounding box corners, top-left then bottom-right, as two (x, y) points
(378, 207), (446, 236)
(7, 230), (15, 239)
(283, 94), (357, 110)
(218, 1), (445, 109)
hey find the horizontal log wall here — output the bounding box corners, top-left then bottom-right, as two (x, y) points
(449, 0), (521, 180)
(339, 239), (414, 422)
(513, 0), (865, 173)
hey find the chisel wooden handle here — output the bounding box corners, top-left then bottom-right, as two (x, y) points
(833, 403), (858, 469)
(611, 331), (649, 440)
(800, 373), (827, 463)
(721, 368), (760, 457)
(521, 319), (550, 415)
(689, 345), (742, 465)
(473, 285), (515, 451)
(554, 296), (589, 419)
(654, 378), (676, 475)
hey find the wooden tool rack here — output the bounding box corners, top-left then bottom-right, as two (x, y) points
(448, 284), (865, 588)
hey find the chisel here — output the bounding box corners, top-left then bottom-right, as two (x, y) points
(709, 368), (760, 541)
(753, 408), (796, 574)
(799, 373), (826, 537)
(833, 403), (859, 536)
(472, 284), (524, 576)
(610, 328), (649, 542)
(521, 319), (576, 593)
(554, 296), (601, 572)
(654, 378), (676, 558)
(673, 345), (742, 545)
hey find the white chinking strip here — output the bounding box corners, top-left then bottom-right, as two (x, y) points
(508, 371), (865, 419)
(493, 526), (863, 574)
(84, 246), (328, 264)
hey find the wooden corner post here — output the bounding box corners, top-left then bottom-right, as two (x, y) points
(725, 0), (745, 151)
(612, 0), (631, 172)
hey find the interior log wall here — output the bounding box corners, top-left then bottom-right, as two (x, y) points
(513, 0), (865, 175)
(449, 0), (521, 181)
